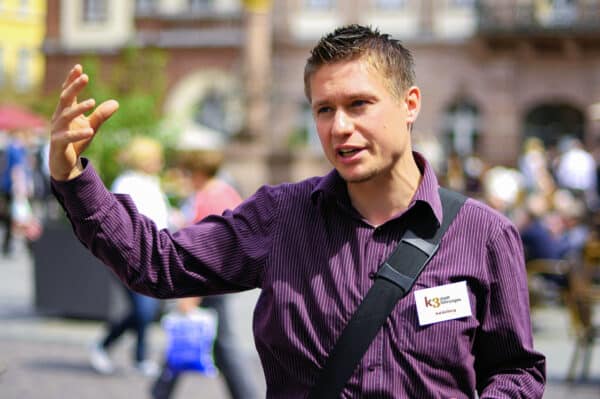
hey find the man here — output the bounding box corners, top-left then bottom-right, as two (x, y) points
(49, 25), (545, 398)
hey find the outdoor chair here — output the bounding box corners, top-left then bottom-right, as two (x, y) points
(526, 258), (572, 310)
(563, 236), (600, 381)
(564, 267), (600, 382)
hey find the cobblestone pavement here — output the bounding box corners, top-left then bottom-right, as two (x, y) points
(0, 243), (265, 399)
(1, 242), (599, 398)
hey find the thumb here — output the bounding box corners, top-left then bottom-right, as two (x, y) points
(89, 100), (119, 132)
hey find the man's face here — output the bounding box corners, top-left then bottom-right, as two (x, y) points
(309, 58), (420, 185)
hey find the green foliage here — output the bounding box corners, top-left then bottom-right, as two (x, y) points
(77, 47), (176, 186)
(1, 46), (177, 187)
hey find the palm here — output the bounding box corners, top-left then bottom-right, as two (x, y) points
(49, 65), (119, 180)
(68, 113), (93, 153)
(53, 111), (92, 178)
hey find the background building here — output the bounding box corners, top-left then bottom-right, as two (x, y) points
(0, 0), (47, 95)
(272, 0), (600, 170)
(42, 0), (600, 196)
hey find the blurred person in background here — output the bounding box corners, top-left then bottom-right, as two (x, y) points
(442, 151), (485, 199)
(0, 128), (41, 255)
(516, 192), (562, 263)
(553, 189), (589, 261)
(518, 137), (556, 197)
(444, 151), (466, 193)
(516, 137), (591, 265)
(515, 189), (589, 295)
(481, 165), (524, 219)
(554, 137), (597, 209)
(151, 148), (259, 399)
(514, 191), (568, 308)
(592, 137), (600, 202)
(462, 151), (486, 198)
(89, 136), (169, 377)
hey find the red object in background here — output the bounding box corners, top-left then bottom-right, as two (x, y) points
(0, 105), (47, 131)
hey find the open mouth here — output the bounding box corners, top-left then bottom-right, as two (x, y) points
(338, 148), (360, 157)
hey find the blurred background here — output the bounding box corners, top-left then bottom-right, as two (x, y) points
(1, 0), (600, 398)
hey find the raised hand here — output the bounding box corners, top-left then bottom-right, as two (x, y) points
(49, 64), (119, 181)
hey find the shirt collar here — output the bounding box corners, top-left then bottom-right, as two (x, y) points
(311, 151), (443, 228)
(411, 151), (443, 227)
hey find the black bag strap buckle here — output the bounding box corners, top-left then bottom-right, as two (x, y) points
(375, 230), (439, 293)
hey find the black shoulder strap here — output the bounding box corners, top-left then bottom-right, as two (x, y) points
(308, 188), (466, 399)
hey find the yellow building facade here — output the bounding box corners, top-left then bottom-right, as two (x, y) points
(0, 0), (46, 93)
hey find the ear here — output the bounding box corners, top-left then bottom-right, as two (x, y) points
(405, 86), (421, 124)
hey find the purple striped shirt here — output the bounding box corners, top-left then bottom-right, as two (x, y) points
(52, 153), (545, 398)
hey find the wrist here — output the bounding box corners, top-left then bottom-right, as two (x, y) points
(52, 159), (84, 181)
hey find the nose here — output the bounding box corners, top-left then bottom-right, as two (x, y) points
(331, 110), (353, 136)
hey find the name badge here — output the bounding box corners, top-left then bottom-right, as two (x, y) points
(414, 281), (472, 326)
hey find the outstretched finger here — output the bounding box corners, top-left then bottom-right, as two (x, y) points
(88, 100), (119, 131)
(57, 73), (89, 113)
(62, 64), (83, 90)
(54, 66), (84, 120)
(57, 98), (96, 127)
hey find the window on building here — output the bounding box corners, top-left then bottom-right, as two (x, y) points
(524, 103), (584, 148)
(192, 86), (244, 137)
(15, 48), (32, 92)
(189, 0), (212, 12)
(443, 100), (480, 157)
(136, 0), (156, 14)
(194, 88), (228, 134)
(535, 0), (578, 26)
(82, 0), (108, 23)
(375, 0), (408, 10)
(305, 0), (335, 11)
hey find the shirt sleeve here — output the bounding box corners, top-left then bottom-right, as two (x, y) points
(475, 221), (546, 398)
(51, 158), (276, 298)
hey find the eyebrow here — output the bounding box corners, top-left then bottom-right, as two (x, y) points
(312, 92), (378, 109)
(311, 99), (330, 110)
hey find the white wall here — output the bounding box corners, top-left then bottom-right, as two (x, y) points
(60, 0), (133, 51)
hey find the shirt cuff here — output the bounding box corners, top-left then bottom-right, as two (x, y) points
(50, 158), (114, 220)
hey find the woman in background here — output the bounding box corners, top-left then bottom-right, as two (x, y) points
(90, 136), (169, 377)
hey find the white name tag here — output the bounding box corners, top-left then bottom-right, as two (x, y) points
(414, 281), (472, 326)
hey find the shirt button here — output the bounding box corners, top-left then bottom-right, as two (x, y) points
(367, 365), (377, 372)
(368, 272), (376, 279)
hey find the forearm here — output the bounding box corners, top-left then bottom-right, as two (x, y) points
(51, 160), (172, 296)
(51, 157), (85, 181)
(50, 159), (251, 298)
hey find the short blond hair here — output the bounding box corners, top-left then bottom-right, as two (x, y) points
(177, 149), (224, 178)
(304, 24), (415, 102)
(120, 136), (164, 171)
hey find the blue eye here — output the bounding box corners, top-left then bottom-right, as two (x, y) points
(351, 100), (367, 107)
(317, 106), (332, 114)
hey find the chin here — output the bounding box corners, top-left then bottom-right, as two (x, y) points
(338, 169), (377, 184)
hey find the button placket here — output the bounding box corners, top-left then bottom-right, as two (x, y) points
(360, 329), (383, 389)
